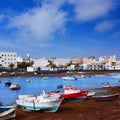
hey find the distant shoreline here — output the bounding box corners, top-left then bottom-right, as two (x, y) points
(0, 70), (120, 78)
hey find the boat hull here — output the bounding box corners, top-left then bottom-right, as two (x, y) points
(0, 105), (16, 119)
(62, 77), (77, 80)
(0, 108), (16, 120)
(0, 104), (17, 112)
(16, 99), (63, 112)
(60, 91), (88, 100)
(93, 93), (120, 101)
(10, 84), (21, 90)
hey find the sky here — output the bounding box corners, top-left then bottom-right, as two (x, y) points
(0, 0), (120, 59)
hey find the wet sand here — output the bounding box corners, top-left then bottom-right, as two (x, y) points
(13, 86), (120, 120)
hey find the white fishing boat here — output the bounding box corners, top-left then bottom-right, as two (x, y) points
(62, 76), (77, 80)
(16, 91), (63, 112)
(42, 77), (48, 80)
(10, 84), (21, 90)
(113, 74), (120, 78)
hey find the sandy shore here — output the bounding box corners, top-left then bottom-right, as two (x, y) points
(12, 86), (120, 120)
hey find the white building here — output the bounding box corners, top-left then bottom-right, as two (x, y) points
(0, 52), (17, 68)
(54, 58), (71, 67)
(27, 67), (34, 72)
(33, 58), (50, 70)
(99, 55), (116, 62)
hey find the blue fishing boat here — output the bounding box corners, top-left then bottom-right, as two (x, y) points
(0, 104), (16, 119)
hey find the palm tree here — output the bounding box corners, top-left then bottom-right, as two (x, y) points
(17, 62), (27, 69)
(9, 63), (15, 70)
(47, 60), (53, 67)
(47, 60), (57, 71)
(37, 67), (41, 72)
(51, 64), (57, 70)
(67, 61), (73, 67)
(74, 63), (80, 70)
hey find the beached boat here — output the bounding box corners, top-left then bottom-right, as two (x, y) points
(60, 86), (88, 100)
(10, 84), (21, 90)
(0, 104), (16, 119)
(0, 104), (17, 112)
(0, 108), (16, 120)
(16, 91), (63, 112)
(62, 76), (77, 80)
(92, 93), (120, 101)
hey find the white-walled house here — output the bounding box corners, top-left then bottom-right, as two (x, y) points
(27, 67), (34, 72)
(33, 58), (50, 71)
(54, 58), (71, 68)
(80, 63), (88, 70)
(68, 64), (76, 70)
(104, 61), (120, 70)
(99, 55), (116, 62)
(0, 52), (17, 69)
(32, 58), (71, 71)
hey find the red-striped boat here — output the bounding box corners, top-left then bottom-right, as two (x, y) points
(60, 86), (88, 100)
(92, 93), (120, 101)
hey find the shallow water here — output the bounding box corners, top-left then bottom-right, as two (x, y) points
(0, 73), (120, 105)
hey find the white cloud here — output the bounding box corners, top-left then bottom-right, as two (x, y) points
(71, 0), (114, 21)
(95, 21), (114, 32)
(7, 1), (67, 42)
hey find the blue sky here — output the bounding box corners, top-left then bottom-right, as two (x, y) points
(0, 0), (120, 59)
